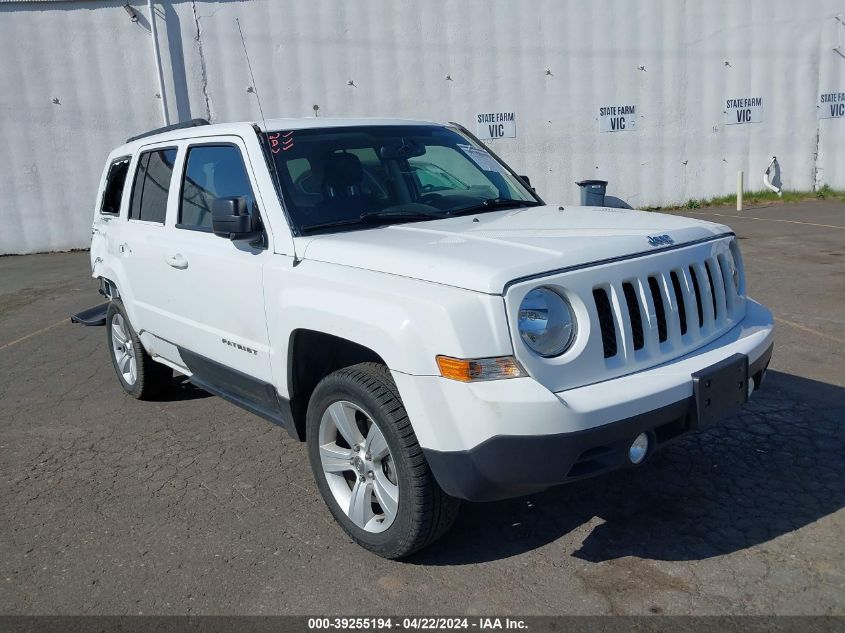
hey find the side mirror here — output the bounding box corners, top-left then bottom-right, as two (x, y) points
(519, 175), (532, 189)
(212, 197), (259, 240)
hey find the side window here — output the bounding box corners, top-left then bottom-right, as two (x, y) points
(413, 164), (466, 190)
(342, 148), (389, 200)
(100, 157), (130, 215)
(286, 157), (311, 183)
(282, 157), (321, 205)
(179, 145), (256, 231)
(409, 146), (495, 193)
(128, 148), (177, 224)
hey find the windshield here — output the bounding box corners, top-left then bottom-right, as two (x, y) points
(265, 125), (539, 234)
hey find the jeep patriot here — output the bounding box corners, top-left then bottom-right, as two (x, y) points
(84, 118), (774, 558)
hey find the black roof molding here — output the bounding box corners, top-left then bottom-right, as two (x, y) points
(126, 118), (211, 144)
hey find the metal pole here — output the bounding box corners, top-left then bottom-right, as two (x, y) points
(737, 171), (743, 211)
(148, 0), (170, 125)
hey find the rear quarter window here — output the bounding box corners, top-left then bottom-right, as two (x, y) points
(129, 148), (178, 224)
(100, 157), (131, 215)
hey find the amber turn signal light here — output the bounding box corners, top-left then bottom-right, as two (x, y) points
(435, 355), (524, 382)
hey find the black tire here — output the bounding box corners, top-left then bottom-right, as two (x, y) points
(306, 362), (460, 559)
(106, 299), (172, 400)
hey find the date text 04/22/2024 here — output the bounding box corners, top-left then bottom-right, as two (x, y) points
(307, 617), (528, 630)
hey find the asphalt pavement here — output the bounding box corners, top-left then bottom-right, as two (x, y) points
(0, 200), (843, 615)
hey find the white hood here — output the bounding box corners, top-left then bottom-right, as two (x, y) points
(294, 205), (732, 294)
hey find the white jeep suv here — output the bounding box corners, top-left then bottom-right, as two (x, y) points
(86, 117), (774, 558)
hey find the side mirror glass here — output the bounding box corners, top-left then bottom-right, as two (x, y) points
(211, 197), (258, 240)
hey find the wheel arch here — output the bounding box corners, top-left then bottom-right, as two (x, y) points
(287, 329), (388, 441)
(93, 259), (140, 327)
(98, 276), (121, 300)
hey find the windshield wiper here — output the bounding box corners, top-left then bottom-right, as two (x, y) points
(301, 200), (535, 233)
(300, 217), (366, 233)
(301, 208), (444, 233)
(359, 208), (444, 222)
(450, 198), (542, 216)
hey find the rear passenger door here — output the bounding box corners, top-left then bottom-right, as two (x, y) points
(156, 139), (274, 386)
(91, 154), (131, 267)
(120, 144), (179, 338)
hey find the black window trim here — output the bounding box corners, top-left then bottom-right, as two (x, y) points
(176, 141), (260, 234)
(99, 155), (132, 216)
(262, 123), (544, 237)
(253, 124), (298, 237)
(128, 145), (179, 225)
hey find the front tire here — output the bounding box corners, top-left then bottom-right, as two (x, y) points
(306, 363), (460, 559)
(106, 300), (172, 400)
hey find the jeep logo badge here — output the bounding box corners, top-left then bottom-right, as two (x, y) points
(648, 234), (675, 247)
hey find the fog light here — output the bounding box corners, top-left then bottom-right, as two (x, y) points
(629, 433), (649, 464)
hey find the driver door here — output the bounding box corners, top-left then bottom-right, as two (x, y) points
(155, 137), (274, 387)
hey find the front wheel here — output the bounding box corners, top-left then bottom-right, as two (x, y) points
(306, 363), (460, 559)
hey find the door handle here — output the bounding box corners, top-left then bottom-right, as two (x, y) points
(166, 253), (189, 269)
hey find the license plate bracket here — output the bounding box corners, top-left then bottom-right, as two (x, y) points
(691, 353), (749, 429)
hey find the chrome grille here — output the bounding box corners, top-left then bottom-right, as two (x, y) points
(622, 282), (645, 350)
(592, 287), (617, 358)
(505, 234), (745, 394)
(592, 252), (738, 362)
(647, 276), (668, 343)
(670, 271), (688, 335)
(688, 265), (704, 327)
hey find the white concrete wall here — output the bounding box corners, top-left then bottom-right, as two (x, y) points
(1, 0), (843, 254)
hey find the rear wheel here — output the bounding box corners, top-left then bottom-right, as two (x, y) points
(306, 363), (460, 559)
(106, 300), (172, 400)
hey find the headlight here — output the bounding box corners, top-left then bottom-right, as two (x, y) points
(518, 287), (576, 357)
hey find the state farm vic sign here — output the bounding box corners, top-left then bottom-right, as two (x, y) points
(725, 97), (763, 125)
(599, 104), (637, 132)
(476, 112), (516, 139)
(819, 92), (845, 119)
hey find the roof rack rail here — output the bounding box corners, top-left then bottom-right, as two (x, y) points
(126, 118), (211, 143)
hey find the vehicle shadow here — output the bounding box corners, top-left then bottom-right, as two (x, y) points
(408, 370), (845, 565)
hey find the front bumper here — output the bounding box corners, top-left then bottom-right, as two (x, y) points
(393, 299), (774, 502)
(425, 343), (770, 501)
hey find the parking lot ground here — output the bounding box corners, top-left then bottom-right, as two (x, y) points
(0, 201), (843, 615)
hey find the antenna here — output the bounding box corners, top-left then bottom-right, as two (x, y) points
(236, 17), (268, 129)
(235, 18), (300, 259)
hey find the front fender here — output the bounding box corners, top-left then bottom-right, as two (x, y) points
(263, 259), (513, 396)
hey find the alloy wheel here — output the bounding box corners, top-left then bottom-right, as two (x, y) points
(318, 400), (399, 533)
